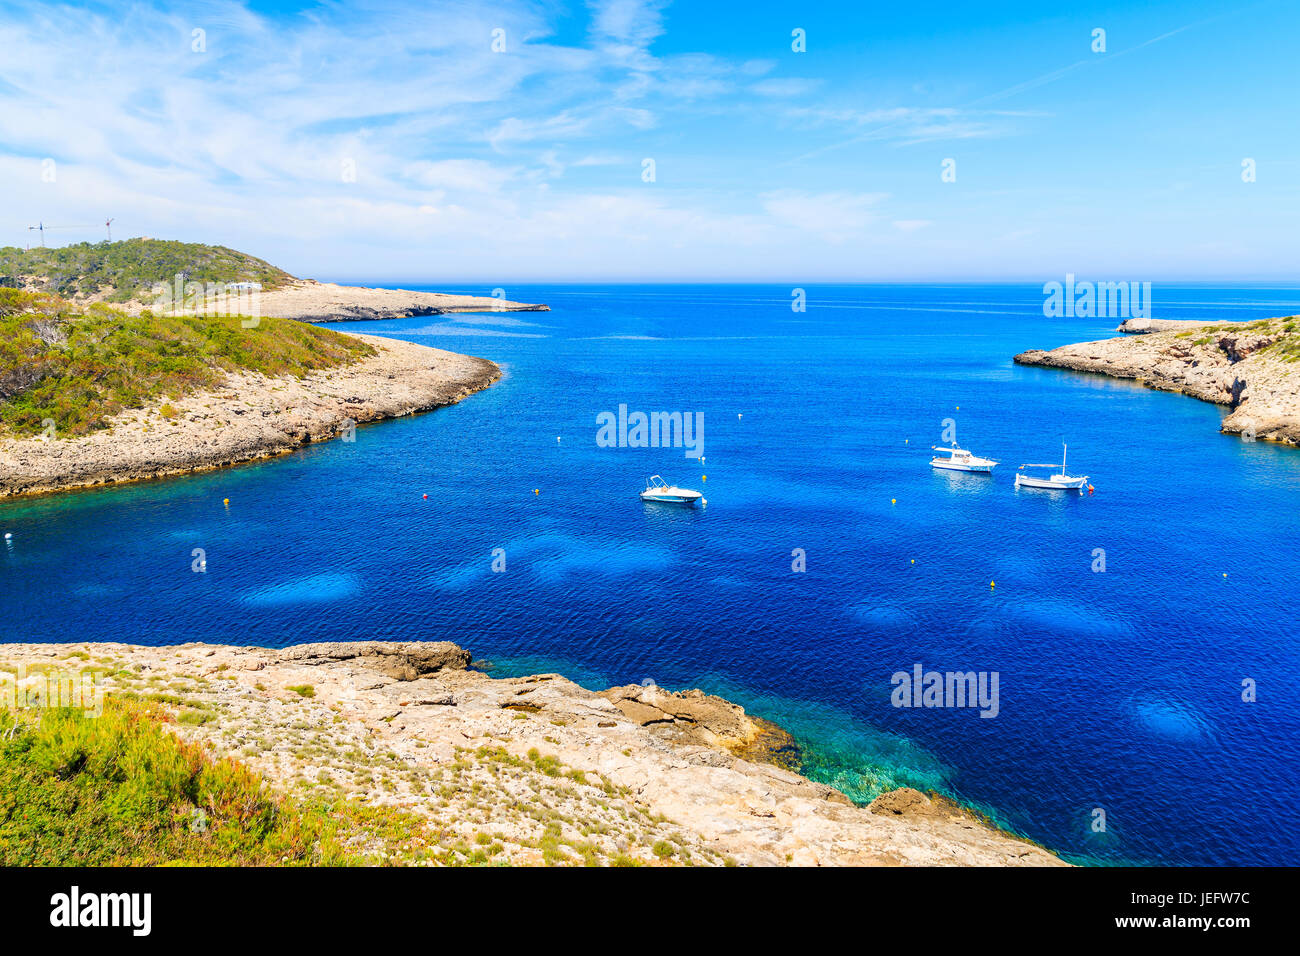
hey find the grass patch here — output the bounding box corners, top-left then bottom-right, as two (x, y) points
(286, 685), (316, 699)
(0, 289), (373, 437)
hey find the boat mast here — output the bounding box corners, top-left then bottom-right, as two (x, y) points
(1062, 442), (1068, 474)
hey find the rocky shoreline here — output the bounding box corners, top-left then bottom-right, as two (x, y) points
(0, 640), (1064, 867)
(177, 279), (551, 323)
(0, 333), (500, 499)
(1015, 316), (1300, 444)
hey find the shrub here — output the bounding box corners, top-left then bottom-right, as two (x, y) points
(0, 289), (373, 437)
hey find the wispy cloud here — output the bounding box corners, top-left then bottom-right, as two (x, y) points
(752, 78), (822, 98)
(588, 0), (670, 55)
(761, 191), (889, 243)
(783, 106), (1042, 160)
(0, 0), (1286, 280)
(0, 0), (923, 276)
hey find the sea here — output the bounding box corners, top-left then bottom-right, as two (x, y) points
(3, 282), (1298, 866)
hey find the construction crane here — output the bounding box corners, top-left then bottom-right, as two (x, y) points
(25, 222), (100, 248)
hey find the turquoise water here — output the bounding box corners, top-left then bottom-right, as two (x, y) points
(3, 283), (1299, 865)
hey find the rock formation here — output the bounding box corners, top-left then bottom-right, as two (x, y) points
(206, 279), (550, 322)
(0, 333), (500, 498)
(0, 640), (1065, 867)
(1015, 317), (1300, 444)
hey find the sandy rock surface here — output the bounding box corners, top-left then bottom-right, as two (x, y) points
(1, 640), (1064, 867)
(0, 333), (499, 498)
(1116, 318), (1218, 334)
(1015, 319), (1300, 444)
(186, 279), (550, 322)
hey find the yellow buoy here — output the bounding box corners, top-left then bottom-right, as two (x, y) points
(891, 498), (896, 505)
(910, 559), (915, 565)
(534, 489), (539, 495)
(990, 580), (996, 588)
(223, 498), (229, 505)
(702, 475), (707, 482)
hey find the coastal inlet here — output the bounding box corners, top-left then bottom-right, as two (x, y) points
(3, 282), (1299, 866)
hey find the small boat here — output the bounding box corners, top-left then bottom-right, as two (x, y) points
(640, 475), (703, 506)
(930, 443), (998, 473)
(1014, 443), (1089, 491)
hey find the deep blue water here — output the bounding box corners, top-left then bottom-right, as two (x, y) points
(4, 283), (1299, 866)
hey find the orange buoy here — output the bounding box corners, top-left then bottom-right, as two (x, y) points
(534, 488), (539, 495)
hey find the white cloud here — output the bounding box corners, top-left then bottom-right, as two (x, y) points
(761, 191), (890, 242)
(751, 78), (821, 98)
(587, 0), (669, 53)
(0, 1), (1078, 279)
(405, 159), (517, 193)
(785, 105), (1039, 150)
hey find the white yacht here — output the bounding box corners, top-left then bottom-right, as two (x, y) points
(930, 444), (998, 473)
(640, 475), (704, 506)
(1014, 443), (1089, 491)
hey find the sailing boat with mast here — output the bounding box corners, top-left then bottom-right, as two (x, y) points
(1014, 442), (1089, 491)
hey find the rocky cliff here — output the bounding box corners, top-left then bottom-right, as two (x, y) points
(1, 641), (1064, 867)
(0, 333), (500, 498)
(1015, 317), (1300, 444)
(220, 279), (549, 322)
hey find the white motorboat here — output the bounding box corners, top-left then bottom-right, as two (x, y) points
(1014, 443), (1089, 491)
(930, 443), (998, 473)
(640, 475), (704, 506)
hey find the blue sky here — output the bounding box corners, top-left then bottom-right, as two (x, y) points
(1, 0), (1296, 281)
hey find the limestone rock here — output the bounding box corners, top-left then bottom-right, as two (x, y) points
(277, 640), (471, 680)
(869, 787), (933, 816)
(0, 639), (1066, 867)
(1015, 317), (1300, 445)
(599, 684), (756, 748)
(0, 334), (501, 499)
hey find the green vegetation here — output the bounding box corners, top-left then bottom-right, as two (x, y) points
(1265, 317), (1300, 362)
(0, 238), (293, 303)
(1173, 317), (1300, 363)
(0, 289), (374, 437)
(0, 699), (375, 865)
(0, 652), (725, 866)
(287, 685), (316, 699)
